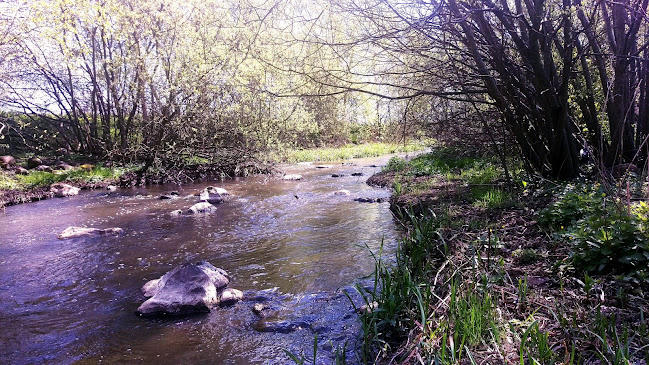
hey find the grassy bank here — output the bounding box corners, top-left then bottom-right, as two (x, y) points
(354, 148), (649, 364)
(273, 141), (429, 164)
(0, 165), (124, 191)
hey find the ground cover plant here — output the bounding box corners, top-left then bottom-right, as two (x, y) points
(353, 148), (649, 364)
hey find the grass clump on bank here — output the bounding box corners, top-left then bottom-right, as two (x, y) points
(275, 141), (429, 164)
(0, 166), (125, 191)
(356, 150), (649, 364)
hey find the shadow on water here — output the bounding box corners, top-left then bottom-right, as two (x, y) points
(0, 155), (405, 364)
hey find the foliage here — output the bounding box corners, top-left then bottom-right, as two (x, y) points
(518, 320), (558, 364)
(354, 211), (444, 362)
(0, 166), (124, 191)
(540, 183), (649, 280)
(279, 141), (426, 164)
(539, 184), (606, 229)
(449, 280), (499, 348)
(470, 187), (513, 209)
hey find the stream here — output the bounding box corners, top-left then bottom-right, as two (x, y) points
(0, 155), (403, 364)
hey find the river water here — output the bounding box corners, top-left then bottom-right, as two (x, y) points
(0, 155), (403, 364)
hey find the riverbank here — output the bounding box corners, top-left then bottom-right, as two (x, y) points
(360, 148), (649, 364)
(0, 141), (426, 208)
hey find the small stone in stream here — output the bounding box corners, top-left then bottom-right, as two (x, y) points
(160, 191), (180, 199)
(219, 288), (244, 306)
(106, 185), (117, 192)
(354, 197), (386, 203)
(252, 303), (270, 316)
(351, 172), (363, 177)
(333, 189), (351, 196)
(252, 320), (310, 334)
(282, 174), (302, 181)
(331, 173), (344, 178)
(59, 226), (123, 239)
(199, 187), (225, 204)
(187, 202), (217, 214)
(315, 165), (332, 169)
(170, 209), (183, 216)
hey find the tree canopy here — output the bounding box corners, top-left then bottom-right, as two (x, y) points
(1, 0), (648, 179)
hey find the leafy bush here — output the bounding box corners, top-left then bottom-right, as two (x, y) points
(541, 183), (649, 281)
(384, 156), (408, 172)
(538, 183), (606, 229)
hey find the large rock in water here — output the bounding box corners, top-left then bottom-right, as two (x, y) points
(137, 261), (231, 316)
(50, 182), (80, 197)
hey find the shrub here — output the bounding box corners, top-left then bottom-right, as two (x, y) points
(541, 183), (649, 281)
(538, 183), (606, 229)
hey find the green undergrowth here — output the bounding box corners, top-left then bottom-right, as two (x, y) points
(385, 147), (518, 209)
(539, 182), (649, 283)
(274, 141), (429, 164)
(0, 166), (125, 191)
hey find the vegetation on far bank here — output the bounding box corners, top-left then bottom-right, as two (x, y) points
(302, 148), (649, 364)
(0, 166), (124, 192)
(0, 141), (428, 207)
(272, 141), (429, 164)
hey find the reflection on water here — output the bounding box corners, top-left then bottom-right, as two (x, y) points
(0, 156), (403, 364)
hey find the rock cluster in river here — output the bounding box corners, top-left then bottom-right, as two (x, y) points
(167, 186), (230, 216)
(137, 261), (243, 316)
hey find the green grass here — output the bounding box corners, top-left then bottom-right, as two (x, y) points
(449, 279), (500, 348)
(276, 141), (429, 163)
(384, 148), (506, 189)
(0, 166), (125, 191)
(470, 186), (513, 209)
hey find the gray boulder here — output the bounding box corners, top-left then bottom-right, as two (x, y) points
(137, 261), (230, 316)
(27, 157), (42, 169)
(56, 162), (74, 171)
(219, 288), (244, 306)
(0, 155), (15, 169)
(36, 165), (53, 172)
(15, 166), (28, 175)
(198, 186), (228, 204)
(50, 182), (80, 197)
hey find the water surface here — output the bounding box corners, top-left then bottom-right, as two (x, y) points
(0, 155), (403, 364)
